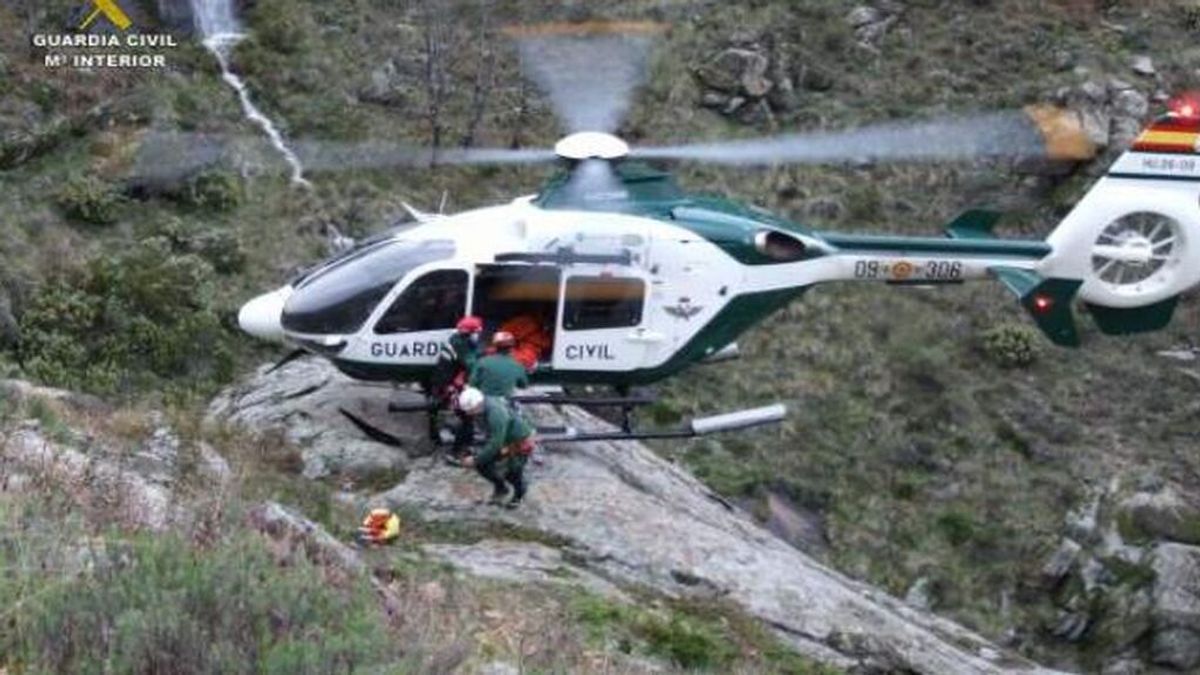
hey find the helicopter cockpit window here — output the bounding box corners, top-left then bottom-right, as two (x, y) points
(281, 239), (455, 335)
(563, 276), (645, 331)
(374, 269), (468, 334)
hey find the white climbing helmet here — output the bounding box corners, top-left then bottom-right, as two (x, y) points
(457, 386), (485, 413)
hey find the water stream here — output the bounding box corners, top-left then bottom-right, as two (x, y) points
(190, 0), (310, 186)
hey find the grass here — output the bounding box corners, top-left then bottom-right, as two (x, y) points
(571, 593), (840, 673)
(0, 494), (401, 674)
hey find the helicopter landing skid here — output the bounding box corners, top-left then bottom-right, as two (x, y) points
(534, 403), (787, 444)
(429, 403), (787, 448)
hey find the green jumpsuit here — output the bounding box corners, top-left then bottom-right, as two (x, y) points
(474, 396), (534, 502)
(470, 352), (529, 398)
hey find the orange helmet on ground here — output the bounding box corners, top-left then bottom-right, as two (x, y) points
(364, 508), (392, 528)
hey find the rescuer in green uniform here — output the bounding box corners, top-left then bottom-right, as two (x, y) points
(469, 331), (530, 398)
(457, 386), (535, 508)
(428, 316), (484, 457)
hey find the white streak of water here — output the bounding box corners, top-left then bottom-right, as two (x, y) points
(191, 0), (309, 186)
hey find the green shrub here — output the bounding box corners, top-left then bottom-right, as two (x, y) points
(56, 174), (123, 225)
(249, 0), (315, 54)
(148, 218), (247, 274)
(980, 323), (1042, 368)
(573, 596), (736, 670)
(180, 169), (245, 211)
(17, 238), (237, 396)
(936, 511), (978, 547)
(0, 530), (394, 674)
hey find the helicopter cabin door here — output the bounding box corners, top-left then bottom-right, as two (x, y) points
(553, 271), (651, 372)
(367, 266), (471, 365)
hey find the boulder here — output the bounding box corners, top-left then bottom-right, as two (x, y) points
(1, 425), (185, 531)
(207, 358), (414, 481)
(846, 3), (903, 48)
(1149, 543), (1200, 670)
(696, 48), (773, 98)
(1119, 487), (1200, 546)
(1129, 55), (1156, 78)
(1041, 539), (1082, 589)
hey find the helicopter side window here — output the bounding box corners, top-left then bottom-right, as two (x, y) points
(563, 276), (645, 331)
(281, 239), (455, 335)
(374, 269), (468, 334)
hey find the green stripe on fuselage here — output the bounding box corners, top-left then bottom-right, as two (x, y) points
(816, 232), (1052, 259)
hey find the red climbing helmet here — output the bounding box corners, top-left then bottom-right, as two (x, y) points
(456, 315), (483, 334)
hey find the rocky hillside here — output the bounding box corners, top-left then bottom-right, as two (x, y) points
(3, 0), (1200, 672)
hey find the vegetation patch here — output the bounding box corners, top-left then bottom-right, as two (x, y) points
(16, 237), (237, 398)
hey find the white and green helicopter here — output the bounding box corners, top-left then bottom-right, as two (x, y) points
(235, 24), (1200, 443)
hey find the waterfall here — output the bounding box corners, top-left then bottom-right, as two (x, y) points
(190, 0), (310, 186)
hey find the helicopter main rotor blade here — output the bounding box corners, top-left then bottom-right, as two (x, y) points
(630, 107), (1096, 166)
(505, 21), (666, 134)
(297, 141), (556, 171)
(129, 131), (557, 181)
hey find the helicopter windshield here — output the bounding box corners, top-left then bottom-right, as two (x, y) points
(282, 239), (455, 335)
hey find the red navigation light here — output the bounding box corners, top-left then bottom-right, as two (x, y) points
(1032, 294), (1054, 314)
(1169, 92), (1200, 121)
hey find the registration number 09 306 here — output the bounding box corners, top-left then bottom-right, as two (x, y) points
(854, 260), (963, 281)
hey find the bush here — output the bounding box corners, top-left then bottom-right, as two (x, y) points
(0, 528), (395, 674)
(149, 218), (247, 274)
(980, 323), (1042, 368)
(17, 238), (237, 396)
(180, 169), (245, 211)
(56, 174), (123, 225)
(249, 0), (315, 54)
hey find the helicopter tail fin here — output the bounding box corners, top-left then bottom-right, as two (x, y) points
(989, 267), (1083, 346)
(1037, 104), (1200, 330)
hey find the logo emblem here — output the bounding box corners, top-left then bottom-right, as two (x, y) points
(665, 298), (703, 320)
(891, 261), (915, 280)
(78, 0), (133, 32)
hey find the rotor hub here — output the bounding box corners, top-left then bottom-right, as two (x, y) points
(554, 132), (630, 161)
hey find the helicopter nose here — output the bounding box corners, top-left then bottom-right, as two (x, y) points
(238, 286), (292, 342)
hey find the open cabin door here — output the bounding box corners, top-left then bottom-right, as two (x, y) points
(553, 271), (652, 372)
(473, 264), (562, 368)
(364, 265), (471, 363)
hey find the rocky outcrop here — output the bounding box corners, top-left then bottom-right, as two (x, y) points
(1032, 478), (1200, 672)
(245, 500), (406, 619)
(214, 358), (1061, 674)
(421, 539), (628, 601)
(1, 380), (230, 531)
(1119, 485), (1200, 547)
(207, 359), (415, 481)
(1150, 544), (1200, 670)
(846, 2), (904, 49)
(1050, 78), (1150, 155)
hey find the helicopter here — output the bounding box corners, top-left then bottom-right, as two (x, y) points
(233, 22), (1200, 443)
